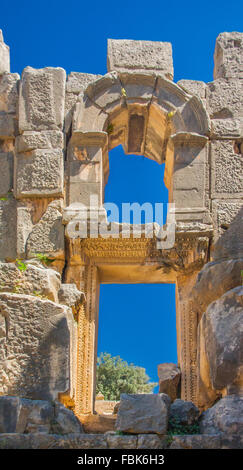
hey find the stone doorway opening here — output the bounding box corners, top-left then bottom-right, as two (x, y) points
(95, 282), (177, 415)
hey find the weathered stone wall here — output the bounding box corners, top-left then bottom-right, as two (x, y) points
(0, 29), (242, 429)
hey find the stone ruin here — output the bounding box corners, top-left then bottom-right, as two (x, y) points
(0, 30), (242, 449)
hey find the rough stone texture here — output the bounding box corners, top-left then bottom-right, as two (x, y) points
(211, 140), (243, 199)
(0, 152), (13, 196)
(0, 73), (19, 113)
(66, 72), (102, 95)
(200, 395), (243, 436)
(206, 78), (242, 118)
(107, 39), (174, 80)
(0, 261), (61, 302)
(201, 287), (243, 391)
(169, 399), (199, 426)
(15, 149), (64, 198)
(0, 293), (76, 400)
(58, 283), (85, 309)
(158, 363), (181, 401)
(213, 32), (243, 80)
(0, 433), (107, 449)
(26, 199), (64, 257)
(52, 402), (83, 434)
(0, 113), (16, 137)
(137, 434), (167, 449)
(116, 393), (170, 434)
(0, 198), (17, 261)
(19, 67), (66, 132)
(192, 258), (243, 317)
(212, 200), (243, 238)
(177, 79), (206, 103)
(15, 131), (63, 153)
(212, 206), (243, 262)
(82, 414), (116, 434)
(106, 434), (137, 449)
(211, 118), (242, 139)
(170, 434), (221, 449)
(0, 30), (10, 74)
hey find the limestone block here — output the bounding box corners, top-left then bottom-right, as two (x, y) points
(119, 72), (156, 104)
(66, 72), (102, 95)
(0, 72), (19, 113)
(0, 113), (16, 137)
(158, 363), (181, 401)
(73, 94), (107, 132)
(212, 206), (243, 261)
(206, 78), (242, 118)
(19, 399), (54, 433)
(15, 131), (64, 153)
(19, 67), (66, 132)
(173, 161), (206, 208)
(115, 393), (170, 434)
(0, 152), (13, 196)
(169, 399), (199, 426)
(169, 434), (221, 449)
(214, 32), (243, 80)
(86, 72), (122, 111)
(0, 292), (76, 400)
(68, 181), (102, 206)
(107, 39), (173, 80)
(52, 402), (83, 434)
(137, 434), (167, 449)
(26, 200), (64, 257)
(0, 433), (107, 449)
(58, 284), (85, 309)
(0, 261), (61, 302)
(0, 30), (10, 74)
(211, 118), (242, 139)
(192, 259), (243, 317)
(106, 434), (137, 449)
(0, 396), (22, 432)
(15, 149), (64, 198)
(212, 199), (243, 237)
(200, 395), (243, 436)
(211, 140), (243, 198)
(201, 286), (243, 391)
(0, 198), (17, 261)
(177, 79), (206, 102)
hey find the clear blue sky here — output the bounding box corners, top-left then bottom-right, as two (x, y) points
(2, 0), (242, 388)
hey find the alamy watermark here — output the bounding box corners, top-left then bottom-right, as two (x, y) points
(66, 195), (176, 249)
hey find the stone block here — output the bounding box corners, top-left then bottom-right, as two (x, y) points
(0, 30), (10, 74)
(169, 399), (199, 426)
(169, 434), (221, 449)
(15, 149), (64, 198)
(0, 396), (22, 433)
(107, 39), (173, 80)
(201, 286), (243, 391)
(115, 393), (170, 434)
(212, 199), (243, 237)
(173, 161), (206, 208)
(158, 363), (181, 401)
(26, 200), (64, 257)
(66, 72), (102, 94)
(0, 198), (17, 261)
(211, 140), (243, 198)
(86, 72), (122, 111)
(177, 79), (206, 102)
(0, 113), (16, 137)
(19, 67), (66, 132)
(58, 284), (85, 309)
(137, 434), (167, 449)
(212, 206), (243, 261)
(206, 78), (242, 118)
(106, 434), (137, 449)
(213, 32), (243, 80)
(15, 131), (64, 153)
(0, 72), (19, 113)
(200, 395), (243, 436)
(0, 293), (76, 400)
(52, 402), (83, 434)
(119, 72), (156, 103)
(211, 118), (242, 139)
(0, 152), (13, 196)
(73, 94), (107, 132)
(0, 261), (61, 302)
(68, 181), (102, 206)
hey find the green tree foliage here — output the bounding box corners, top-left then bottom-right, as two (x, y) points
(96, 352), (157, 400)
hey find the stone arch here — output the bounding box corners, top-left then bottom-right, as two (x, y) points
(68, 71), (210, 228)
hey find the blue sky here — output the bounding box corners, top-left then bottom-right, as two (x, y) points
(1, 0), (242, 387)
